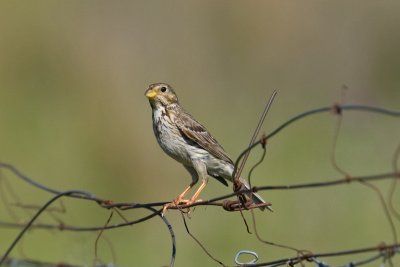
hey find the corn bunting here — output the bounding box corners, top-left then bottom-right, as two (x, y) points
(145, 83), (268, 211)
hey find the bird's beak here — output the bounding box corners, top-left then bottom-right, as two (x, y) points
(145, 88), (158, 100)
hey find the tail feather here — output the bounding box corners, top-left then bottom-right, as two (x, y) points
(239, 177), (272, 211)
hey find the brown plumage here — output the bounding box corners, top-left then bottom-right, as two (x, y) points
(145, 83), (268, 211)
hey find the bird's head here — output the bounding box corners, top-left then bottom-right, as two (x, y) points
(145, 83), (179, 108)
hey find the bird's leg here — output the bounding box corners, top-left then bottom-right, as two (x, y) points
(162, 185), (192, 215)
(162, 180), (197, 215)
(189, 178), (208, 202)
(187, 160), (209, 203)
(163, 179), (207, 214)
(172, 164), (200, 205)
(162, 162), (206, 215)
(173, 182), (195, 204)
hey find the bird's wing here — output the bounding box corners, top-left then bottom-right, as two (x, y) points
(174, 110), (234, 164)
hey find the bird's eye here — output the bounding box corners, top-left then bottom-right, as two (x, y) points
(160, 86), (167, 92)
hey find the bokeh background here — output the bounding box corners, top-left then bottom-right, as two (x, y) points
(0, 1), (399, 266)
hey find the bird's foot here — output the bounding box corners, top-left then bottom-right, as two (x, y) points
(162, 196), (190, 215)
(162, 197), (202, 216)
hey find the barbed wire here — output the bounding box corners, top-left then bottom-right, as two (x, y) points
(0, 103), (399, 266)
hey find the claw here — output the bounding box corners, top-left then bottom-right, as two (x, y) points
(162, 197), (204, 216)
(162, 180), (207, 216)
(162, 196), (190, 215)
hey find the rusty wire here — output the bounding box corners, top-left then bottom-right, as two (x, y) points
(0, 103), (399, 266)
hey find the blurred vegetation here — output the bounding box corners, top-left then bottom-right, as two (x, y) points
(0, 1), (399, 266)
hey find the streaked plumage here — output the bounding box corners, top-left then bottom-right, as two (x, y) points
(145, 83), (267, 210)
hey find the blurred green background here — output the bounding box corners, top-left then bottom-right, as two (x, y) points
(0, 1), (399, 266)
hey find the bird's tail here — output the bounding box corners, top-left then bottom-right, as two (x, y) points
(238, 177), (272, 211)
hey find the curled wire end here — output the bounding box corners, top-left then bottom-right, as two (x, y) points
(222, 199), (272, 212)
(222, 200), (242, 211)
(235, 250), (259, 265)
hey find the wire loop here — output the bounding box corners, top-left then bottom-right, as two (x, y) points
(235, 250), (259, 265)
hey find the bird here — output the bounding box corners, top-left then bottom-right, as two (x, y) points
(145, 83), (269, 211)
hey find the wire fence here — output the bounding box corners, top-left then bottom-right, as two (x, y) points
(0, 103), (399, 267)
